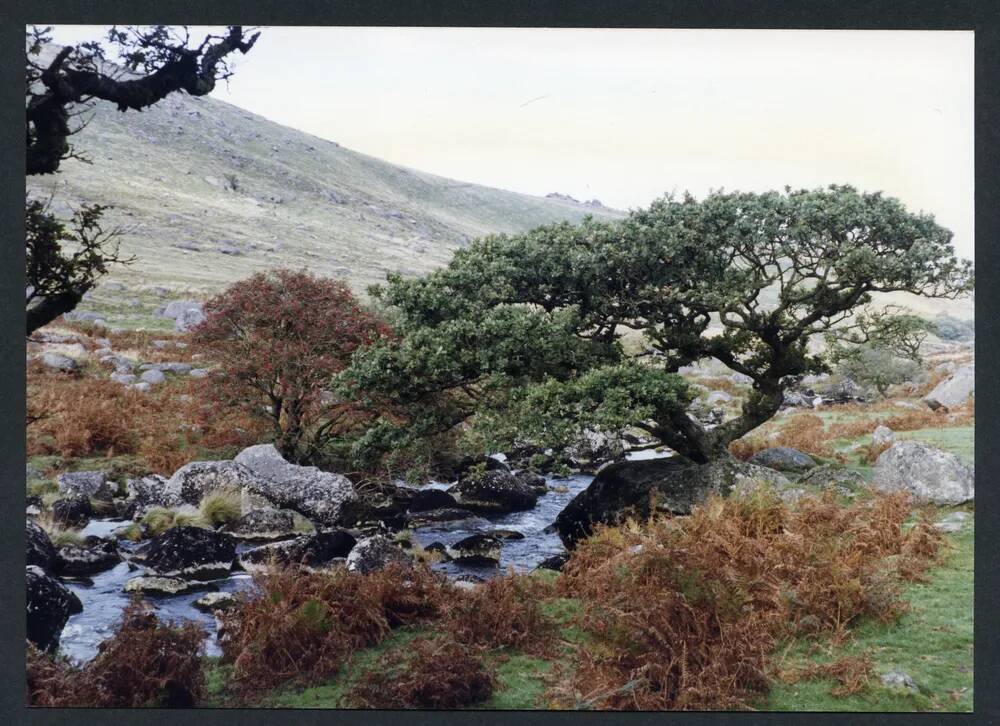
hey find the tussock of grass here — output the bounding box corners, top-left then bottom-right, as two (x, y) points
(199, 489), (242, 527)
(141, 507), (210, 536)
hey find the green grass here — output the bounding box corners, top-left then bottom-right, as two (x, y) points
(765, 512), (973, 712)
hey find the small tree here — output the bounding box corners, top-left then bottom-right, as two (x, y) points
(192, 270), (391, 463)
(346, 185), (972, 471)
(26, 199), (133, 334)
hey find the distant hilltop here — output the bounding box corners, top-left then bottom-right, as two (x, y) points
(545, 192), (615, 210)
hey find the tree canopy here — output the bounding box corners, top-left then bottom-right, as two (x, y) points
(345, 185), (972, 468)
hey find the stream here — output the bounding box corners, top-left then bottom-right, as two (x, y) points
(58, 468), (602, 664)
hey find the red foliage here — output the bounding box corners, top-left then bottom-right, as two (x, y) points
(191, 269), (391, 462)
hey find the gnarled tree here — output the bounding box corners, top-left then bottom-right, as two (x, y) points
(345, 185), (972, 470)
(25, 25), (259, 333)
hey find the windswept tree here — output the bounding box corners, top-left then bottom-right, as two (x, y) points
(345, 185), (972, 471)
(25, 24), (259, 333)
(192, 270), (391, 464)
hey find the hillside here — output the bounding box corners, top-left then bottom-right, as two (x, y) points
(26, 53), (622, 327)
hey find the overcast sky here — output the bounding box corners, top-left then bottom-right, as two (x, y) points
(48, 26), (974, 258)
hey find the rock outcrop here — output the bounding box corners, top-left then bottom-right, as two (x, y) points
(872, 441), (974, 505)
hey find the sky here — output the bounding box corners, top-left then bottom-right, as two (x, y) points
(47, 26), (974, 259)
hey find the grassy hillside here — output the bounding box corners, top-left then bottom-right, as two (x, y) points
(26, 48), (622, 324)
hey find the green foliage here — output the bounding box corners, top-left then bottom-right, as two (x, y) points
(346, 185), (971, 470)
(832, 346), (920, 397)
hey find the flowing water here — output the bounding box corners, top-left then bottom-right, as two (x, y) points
(58, 470), (597, 664)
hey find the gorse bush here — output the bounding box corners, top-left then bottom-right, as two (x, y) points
(344, 636), (496, 709)
(554, 490), (943, 710)
(27, 602), (206, 707)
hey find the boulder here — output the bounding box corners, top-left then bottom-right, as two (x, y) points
(26, 565), (83, 652)
(26, 519), (57, 571)
(163, 460), (262, 507)
(816, 377), (870, 404)
(110, 372), (137, 384)
(406, 488), (460, 513)
(447, 534), (502, 566)
(345, 534), (410, 574)
(124, 474), (177, 518)
(230, 508), (298, 541)
(796, 465), (866, 496)
(747, 447), (817, 474)
(923, 365), (974, 410)
(142, 526), (236, 580)
(160, 300), (202, 321)
(239, 530), (357, 572)
(872, 425), (895, 447)
(189, 368), (210, 379)
(450, 470), (538, 514)
(51, 495), (93, 527)
(123, 576), (207, 596)
(881, 671), (918, 693)
(55, 537), (120, 575)
(729, 464), (793, 498)
(57, 470), (112, 500)
(872, 441), (974, 505)
(175, 307), (206, 332)
(513, 471), (548, 494)
(234, 444), (359, 527)
(555, 458), (739, 548)
(781, 390), (816, 409)
(193, 592), (238, 613)
(565, 429), (625, 469)
(535, 553), (570, 572)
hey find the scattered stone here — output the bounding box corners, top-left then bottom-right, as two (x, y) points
(923, 364), (974, 410)
(872, 441), (974, 505)
(189, 368), (210, 378)
(142, 526), (236, 580)
(447, 534), (501, 566)
(111, 372), (136, 384)
(27, 565), (83, 652)
(345, 534), (410, 574)
(139, 369), (167, 385)
(935, 511), (971, 533)
(796, 465), (866, 496)
(234, 444), (359, 527)
(872, 425), (895, 447)
(239, 530), (357, 571)
(747, 447), (818, 474)
(40, 352), (78, 371)
(881, 671), (918, 692)
(151, 340), (171, 349)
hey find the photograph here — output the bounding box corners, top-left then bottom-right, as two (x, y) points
(23, 23), (975, 711)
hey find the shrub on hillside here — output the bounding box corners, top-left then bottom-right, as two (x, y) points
(191, 269), (391, 464)
(27, 602), (206, 707)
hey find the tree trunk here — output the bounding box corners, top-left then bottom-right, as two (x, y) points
(26, 284), (89, 334)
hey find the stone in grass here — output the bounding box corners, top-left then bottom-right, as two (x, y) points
(747, 447), (818, 474)
(447, 534), (502, 566)
(880, 671), (918, 693)
(872, 441), (974, 505)
(872, 425), (895, 447)
(534, 553), (570, 572)
(935, 511), (971, 534)
(40, 353), (78, 372)
(139, 369), (166, 385)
